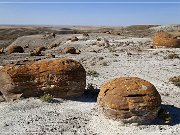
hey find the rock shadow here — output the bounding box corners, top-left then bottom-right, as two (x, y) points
(153, 104), (180, 126)
(68, 88), (100, 103)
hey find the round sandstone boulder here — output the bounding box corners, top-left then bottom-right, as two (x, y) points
(97, 77), (161, 124)
(152, 32), (180, 48)
(0, 58), (86, 101)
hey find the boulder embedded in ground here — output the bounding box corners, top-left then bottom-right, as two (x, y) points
(152, 32), (180, 48)
(6, 45), (24, 54)
(0, 58), (86, 102)
(97, 77), (161, 124)
(64, 47), (81, 54)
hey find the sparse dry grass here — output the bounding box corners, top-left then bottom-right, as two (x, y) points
(40, 93), (53, 103)
(169, 76), (180, 87)
(158, 108), (172, 124)
(83, 83), (99, 97)
(164, 53), (179, 59)
(87, 70), (99, 77)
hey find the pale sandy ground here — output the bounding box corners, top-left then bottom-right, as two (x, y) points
(0, 32), (180, 135)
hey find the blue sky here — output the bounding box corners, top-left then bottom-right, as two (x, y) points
(0, 0), (180, 26)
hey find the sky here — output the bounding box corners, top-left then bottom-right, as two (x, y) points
(0, 0), (180, 26)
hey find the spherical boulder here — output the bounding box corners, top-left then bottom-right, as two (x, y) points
(152, 32), (180, 48)
(6, 45), (24, 54)
(97, 77), (161, 124)
(0, 58), (86, 101)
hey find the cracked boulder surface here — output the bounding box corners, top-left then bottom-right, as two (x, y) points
(0, 58), (86, 102)
(97, 77), (161, 124)
(152, 32), (180, 48)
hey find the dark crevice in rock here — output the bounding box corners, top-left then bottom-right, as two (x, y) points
(104, 89), (109, 96)
(125, 94), (146, 97)
(119, 108), (129, 111)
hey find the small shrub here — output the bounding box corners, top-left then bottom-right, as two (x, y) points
(101, 61), (108, 66)
(113, 59), (118, 62)
(108, 47), (116, 53)
(84, 83), (99, 97)
(113, 53), (119, 56)
(40, 93), (53, 103)
(127, 52), (133, 56)
(164, 53), (179, 59)
(169, 76), (180, 87)
(99, 57), (104, 60)
(158, 108), (172, 124)
(87, 70), (99, 77)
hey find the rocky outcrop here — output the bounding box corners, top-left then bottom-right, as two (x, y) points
(0, 58), (86, 102)
(97, 77), (161, 124)
(5, 45), (24, 54)
(152, 32), (180, 48)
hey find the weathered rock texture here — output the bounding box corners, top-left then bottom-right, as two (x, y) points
(6, 45), (24, 54)
(97, 77), (161, 124)
(152, 32), (180, 48)
(0, 58), (86, 102)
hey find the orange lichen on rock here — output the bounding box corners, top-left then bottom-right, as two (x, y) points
(0, 58), (86, 102)
(152, 32), (180, 48)
(97, 77), (161, 124)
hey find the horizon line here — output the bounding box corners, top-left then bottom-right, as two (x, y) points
(0, 1), (180, 4)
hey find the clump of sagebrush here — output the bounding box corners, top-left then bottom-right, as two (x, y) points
(164, 53), (179, 59)
(99, 57), (104, 60)
(108, 47), (116, 53)
(101, 61), (108, 66)
(87, 70), (99, 77)
(169, 76), (180, 87)
(40, 93), (53, 103)
(158, 108), (172, 124)
(84, 83), (99, 97)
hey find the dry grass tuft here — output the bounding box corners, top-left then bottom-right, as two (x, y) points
(169, 76), (180, 87)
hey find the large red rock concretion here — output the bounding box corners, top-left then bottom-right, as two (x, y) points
(0, 58), (86, 102)
(97, 77), (161, 124)
(152, 32), (180, 48)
